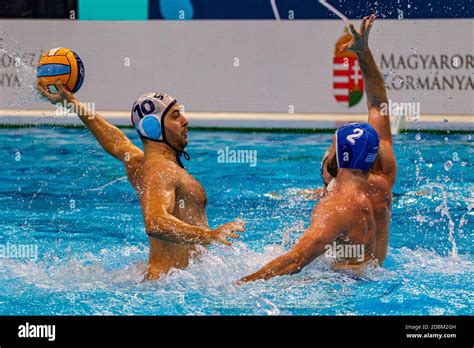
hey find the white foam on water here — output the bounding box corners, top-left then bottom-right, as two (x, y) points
(2, 237), (471, 292)
(393, 247), (473, 275)
(2, 244), (149, 292)
(1, 235), (472, 315)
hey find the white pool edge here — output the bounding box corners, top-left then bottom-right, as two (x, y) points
(0, 110), (472, 131)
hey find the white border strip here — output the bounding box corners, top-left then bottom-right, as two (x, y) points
(318, 0), (349, 23)
(270, 0), (281, 20)
(0, 110), (472, 131)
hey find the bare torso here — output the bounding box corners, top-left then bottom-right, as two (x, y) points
(126, 154), (209, 279)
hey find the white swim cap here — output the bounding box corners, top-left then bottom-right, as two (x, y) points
(131, 92), (177, 142)
(131, 92), (190, 168)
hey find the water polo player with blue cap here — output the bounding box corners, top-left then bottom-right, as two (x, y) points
(240, 122), (384, 283)
(131, 92), (190, 167)
(241, 14), (397, 283)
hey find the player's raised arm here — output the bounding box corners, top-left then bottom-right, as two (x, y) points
(37, 79), (142, 164)
(342, 14), (397, 186)
(343, 14), (391, 144)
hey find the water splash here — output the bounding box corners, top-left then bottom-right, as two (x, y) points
(429, 183), (458, 259)
(88, 176), (128, 193)
(1, 240), (471, 315)
(0, 31), (41, 109)
(444, 160), (453, 171)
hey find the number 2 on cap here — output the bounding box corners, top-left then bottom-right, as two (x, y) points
(346, 128), (364, 145)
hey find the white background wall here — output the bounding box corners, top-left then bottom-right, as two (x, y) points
(0, 19), (473, 116)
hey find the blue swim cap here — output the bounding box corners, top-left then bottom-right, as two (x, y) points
(336, 123), (379, 171)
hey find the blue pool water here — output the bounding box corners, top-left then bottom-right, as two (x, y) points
(0, 127), (472, 315)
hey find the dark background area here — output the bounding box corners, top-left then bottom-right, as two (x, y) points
(149, 0), (474, 19)
(0, 0), (77, 18)
(0, 0), (472, 19)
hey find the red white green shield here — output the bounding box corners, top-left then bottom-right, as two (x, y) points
(333, 57), (364, 107)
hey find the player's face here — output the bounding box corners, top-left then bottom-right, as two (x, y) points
(163, 103), (189, 151)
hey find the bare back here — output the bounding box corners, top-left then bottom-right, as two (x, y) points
(322, 180), (377, 269)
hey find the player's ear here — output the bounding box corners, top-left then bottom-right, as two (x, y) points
(327, 155), (338, 178)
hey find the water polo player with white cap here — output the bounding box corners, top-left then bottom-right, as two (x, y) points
(37, 79), (245, 280)
(129, 91), (245, 280)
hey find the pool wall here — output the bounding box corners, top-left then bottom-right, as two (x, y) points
(0, 110), (472, 132)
